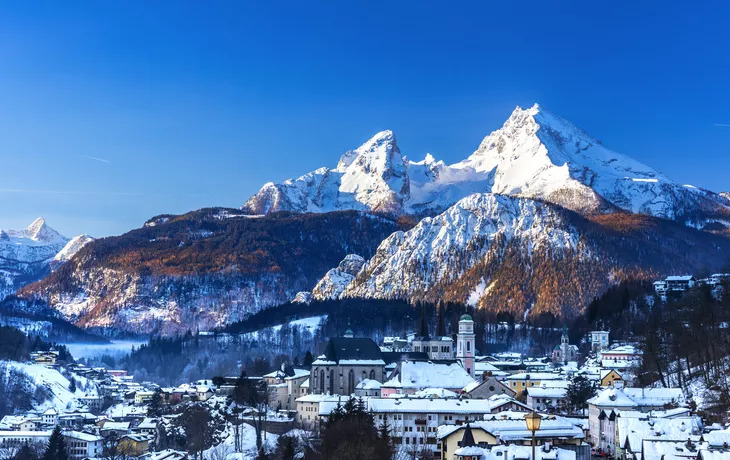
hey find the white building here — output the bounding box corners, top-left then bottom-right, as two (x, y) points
(0, 430), (52, 449)
(381, 360), (475, 397)
(64, 431), (103, 460)
(589, 331), (610, 352)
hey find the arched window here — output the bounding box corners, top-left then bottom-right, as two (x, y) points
(467, 341), (471, 352)
(319, 370), (325, 394)
(348, 369), (355, 395)
(329, 370), (335, 395)
(369, 369), (375, 380)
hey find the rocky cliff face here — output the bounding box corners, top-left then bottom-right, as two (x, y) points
(20, 209), (404, 335)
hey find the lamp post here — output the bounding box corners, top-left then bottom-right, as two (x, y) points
(524, 411), (542, 460)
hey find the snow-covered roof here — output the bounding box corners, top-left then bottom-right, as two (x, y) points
(300, 378), (310, 389)
(704, 428), (730, 448)
(368, 397), (500, 415)
(587, 388), (638, 407)
(437, 415), (584, 442)
(355, 379), (381, 390)
(412, 388), (459, 399)
(622, 388), (684, 406)
(102, 421), (130, 431)
(505, 372), (563, 381)
(526, 387), (567, 399)
(65, 431), (103, 442)
(383, 360), (475, 390)
(642, 439), (707, 460)
(666, 276), (695, 281)
(617, 416), (702, 451)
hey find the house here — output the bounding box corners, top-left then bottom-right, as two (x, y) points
(600, 369), (624, 388)
(196, 386), (214, 402)
(600, 345), (642, 370)
(464, 376), (516, 400)
(450, 440), (578, 460)
(587, 387), (686, 452)
(263, 364), (310, 410)
(132, 418), (158, 440)
(616, 414), (702, 459)
(311, 329), (386, 396)
(381, 360), (476, 396)
(42, 408), (58, 426)
(100, 420), (131, 437)
(437, 414), (585, 460)
(642, 438), (706, 460)
(355, 379), (382, 397)
(0, 416), (38, 432)
(64, 431), (103, 460)
(589, 331), (610, 352)
(526, 386), (568, 412)
(666, 276), (696, 292)
(32, 351), (58, 366)
(504, 373), (565, 395)
(364, 396), (531, 454)
(135, 391), (156, 405)
(294, 394), (342, 430)
(119, 434), (151, 457)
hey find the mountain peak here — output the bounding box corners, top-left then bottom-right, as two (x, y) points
(337, 130), (398, 171)
(24, 217), (65, 243)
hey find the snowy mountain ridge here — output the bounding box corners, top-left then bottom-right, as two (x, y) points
(0, 218), (91, 299)
(243, 104), (730, 228)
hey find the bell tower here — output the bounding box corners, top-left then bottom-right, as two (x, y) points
(457, 314), (475, 378)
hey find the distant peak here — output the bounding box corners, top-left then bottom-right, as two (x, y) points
(337, 130), (399, 171)
(26, 217), (48, 238)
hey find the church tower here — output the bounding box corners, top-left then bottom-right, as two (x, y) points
(560, 322), (569, 364)
(457, 314), (475, 378)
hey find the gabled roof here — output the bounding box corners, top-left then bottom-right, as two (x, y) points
(323, 338), (384, 364)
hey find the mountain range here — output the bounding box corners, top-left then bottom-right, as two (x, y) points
(0, 218), (93, 299)
(9, 104), (730, 336)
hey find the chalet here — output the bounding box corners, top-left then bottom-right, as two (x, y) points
(119, 434), (151, 457)
(0, 416), (37, 432)
(666, 275), (696, 291)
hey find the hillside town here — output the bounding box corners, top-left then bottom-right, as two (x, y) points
(3, 311), (730, 460)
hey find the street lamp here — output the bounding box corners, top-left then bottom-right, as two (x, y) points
(524, 411), (542, 460)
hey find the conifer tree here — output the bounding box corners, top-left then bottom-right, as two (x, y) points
(42, 426), (68, 460)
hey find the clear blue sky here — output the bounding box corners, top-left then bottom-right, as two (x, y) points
(0, 1), (728, 237)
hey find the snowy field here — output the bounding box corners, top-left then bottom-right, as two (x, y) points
(272, 315), (326, 333)
(63, 340), (146, 360)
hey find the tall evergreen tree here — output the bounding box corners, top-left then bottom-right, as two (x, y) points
(42, 426), (68, 460)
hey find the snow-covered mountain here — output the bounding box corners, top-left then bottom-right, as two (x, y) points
(53, 234), (94, 264)
(305, 254), (365, 301)
(340, 192), (730, 318)
(0, 218), (72, 299)
(242, 130), (490, 216)
(243, 105), (730, 229)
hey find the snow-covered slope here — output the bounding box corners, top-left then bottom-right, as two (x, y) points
(456, 104), (730, 225)
(0, 219), (71, 299)
(243, 105), (730, 228)
(243, 130), (490, 216)
(342, 192), (730, 318)
(309, 254), (365, 300)
(53, 235), (94, 263)
(343, 193), (581, 307)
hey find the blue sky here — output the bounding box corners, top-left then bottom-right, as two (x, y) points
(0, 1), (728, 237)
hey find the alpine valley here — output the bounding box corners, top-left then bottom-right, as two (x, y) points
(10, 104), (730, 336)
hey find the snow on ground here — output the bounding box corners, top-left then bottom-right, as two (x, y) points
(1, 360), (93, 412)
(203, 422), (278, 460)
(272, 316), (326, 334)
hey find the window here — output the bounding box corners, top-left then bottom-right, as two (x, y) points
(347, 369), (355, 395)
(467, 341), (471, 352)
(329, 369), (335, 394)
(370, 369), (375, 380)
(319, 370), (325, 393)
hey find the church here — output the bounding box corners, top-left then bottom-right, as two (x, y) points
(552, 323), (579, 364)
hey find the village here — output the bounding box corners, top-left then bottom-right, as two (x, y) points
(2, 303), (730, 460)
